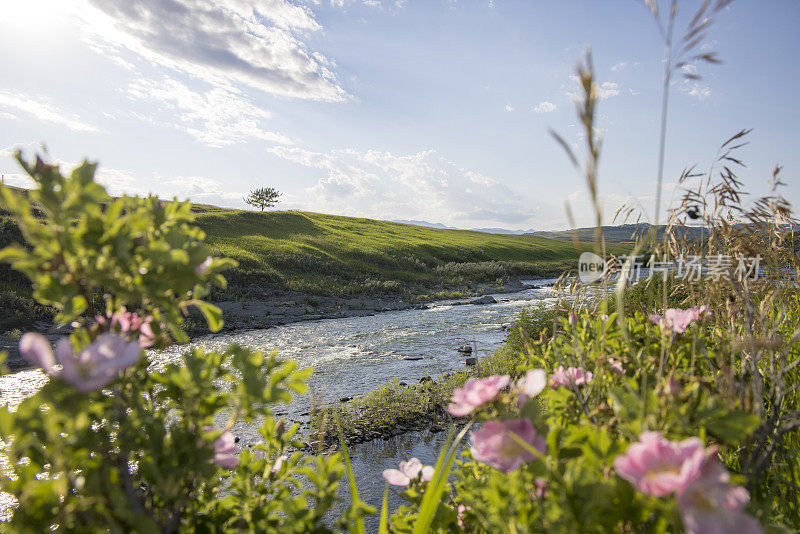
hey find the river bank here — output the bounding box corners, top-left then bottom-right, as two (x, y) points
(200, 276), (530, 331)
(1, 275), (555, 371)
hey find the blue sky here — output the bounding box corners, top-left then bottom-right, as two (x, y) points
(0, 0), (797, 230)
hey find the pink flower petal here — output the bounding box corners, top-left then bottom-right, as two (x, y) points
(382, 468), (410, 486)
(54, 334), (140, 392)
(271, 454), (288, 473)
(447, 375), (510, 416)
(212, 430), (238, 468)
(470, 419), (546, 473)
(399, 458), (423, 479)
(420, 465), (434, 482)
(614, 432), (706, 497)
(18, 333), (57, 375)
(195, 256), (213, 275)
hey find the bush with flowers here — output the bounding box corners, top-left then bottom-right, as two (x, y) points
(0, 153), (371, 532)
(380, 300), (796, 532)
(376, 3), (800, 530)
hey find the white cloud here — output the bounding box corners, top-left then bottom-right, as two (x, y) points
(0, 142), (130, 193)
(268, 146), (536, 226)
(0, 92), (98, 132)
(0, 141), (244, 207)
(150, 174), (245, 205)
(564, 80), (621, 101)
(681, 64), (698, 75)
(505, 103), (514, 112)
(127, 77), (292, 147)
(533, 101), (556, 113)
(78, 0), (347, 102)
(327, 0), (384, 7)
(688, 84), (711, 100)
(676, 79), (712, 101)
(597, 81), (620, 99)
(611, 61), (638, 72)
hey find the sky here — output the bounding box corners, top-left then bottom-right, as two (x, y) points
(0, 0), (798, 231)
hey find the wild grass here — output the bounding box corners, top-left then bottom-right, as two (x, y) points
(543, 15), (800, 523)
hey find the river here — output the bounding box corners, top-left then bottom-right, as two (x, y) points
(0, 279), (559, 526)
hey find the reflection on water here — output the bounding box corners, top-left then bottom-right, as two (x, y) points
(334, 428), (459, 530)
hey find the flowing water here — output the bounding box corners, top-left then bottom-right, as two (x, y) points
(0, 279), (559, 524)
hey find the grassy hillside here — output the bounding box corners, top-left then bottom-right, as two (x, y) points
(1, 194), (627, 330)
(193, 208), (614, 298)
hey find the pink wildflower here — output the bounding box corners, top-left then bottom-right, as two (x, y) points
(616, 432), (763, 532)
(271, 454), (288, 473)
(533, 478), (547, 499)
(608, 358), (625, 375)
(212, 431), (239, 468)
(613, 432), (706, 497)
(650, 305), (712, 334)
(470, 418), (546, 473)
(550, 366), (593, 389)
(456, 504), (471, 529)
(694, 304), (712, 318)
(20, 333), (141, 392)
(678, 453), (763, 534)
(382, 457), (434, 486)
(19, 333), (57, 375)
(195, 256), (213, 275)
(515, 369), (547, 407)
(447, 375), (510, 416)
(96, 308), (156, 348)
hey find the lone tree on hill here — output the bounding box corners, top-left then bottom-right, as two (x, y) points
(244, 187), (281, 211)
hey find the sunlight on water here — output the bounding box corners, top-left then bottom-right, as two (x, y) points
(0, 280), (558, 521)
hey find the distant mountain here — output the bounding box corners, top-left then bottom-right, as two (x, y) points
(391, 219), (455, 230)
(526, 223), (707, 243)
(391, 219), (535, 235)
(471, 227), (537, 235)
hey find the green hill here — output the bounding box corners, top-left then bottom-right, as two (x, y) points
(192, 207), (613, 298)
(1, 194), (627, 331)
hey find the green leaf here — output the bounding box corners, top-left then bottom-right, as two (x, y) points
(0, 244), (28, 264)
(338, 419), (367, 534)
(378, 483), (389, 534)
(413, 422), (471, 534)
(195, 301), (224, 332)
(608, 385), (642, 421)
(704, 409), (761, 445)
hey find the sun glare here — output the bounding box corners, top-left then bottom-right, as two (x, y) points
(0, 0), (75, 35)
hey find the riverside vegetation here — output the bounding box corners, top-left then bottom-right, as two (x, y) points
(0, 192), (596, 336)
(2, 148), (797, 531)
(2, 2), (799, 532)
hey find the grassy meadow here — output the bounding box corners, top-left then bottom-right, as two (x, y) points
(192, 206), (620, 298)
(1, 198), (628, 330)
